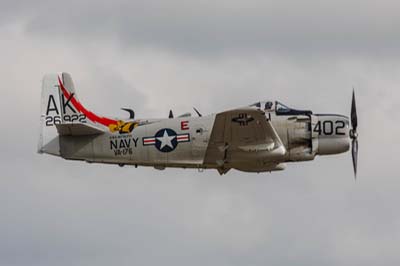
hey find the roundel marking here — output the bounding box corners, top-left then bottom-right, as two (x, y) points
(155, 128), (178, 152)
(142, 128), (191, 153)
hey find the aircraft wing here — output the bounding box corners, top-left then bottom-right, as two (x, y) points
(204, 107), (286, 166)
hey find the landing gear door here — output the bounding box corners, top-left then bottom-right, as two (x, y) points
(310, 115), (319, 155)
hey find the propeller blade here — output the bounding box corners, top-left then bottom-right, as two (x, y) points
(169, 110), (174, 119)
(352, 138), (358, 179)
(351, 89), (358, 131)
(193, 107), (202, 117)
(121, 108), (135, 119)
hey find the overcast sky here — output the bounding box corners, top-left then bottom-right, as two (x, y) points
(0, 0), (399, 265)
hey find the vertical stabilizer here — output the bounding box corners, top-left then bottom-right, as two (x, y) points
(38, 72), (108, 156)
(38, 73), (62, 155)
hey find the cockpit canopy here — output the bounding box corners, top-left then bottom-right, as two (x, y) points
(250, 101), (313, 116)
(250, 101), (274, 110)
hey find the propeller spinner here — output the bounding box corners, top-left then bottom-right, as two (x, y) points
(349, 90), (359, 178)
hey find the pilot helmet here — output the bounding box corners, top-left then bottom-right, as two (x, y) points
(265, 101), (273, 110)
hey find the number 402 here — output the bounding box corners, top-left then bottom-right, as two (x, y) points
(313, 121), (345, 136)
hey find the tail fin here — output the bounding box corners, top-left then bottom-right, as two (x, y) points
(38, 72), (115, 155)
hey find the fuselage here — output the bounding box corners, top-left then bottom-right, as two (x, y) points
(58, 104), (350, 173)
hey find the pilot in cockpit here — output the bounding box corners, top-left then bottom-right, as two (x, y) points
(264, 101), (273, 111)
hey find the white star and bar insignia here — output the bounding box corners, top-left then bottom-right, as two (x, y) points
(143, 128), (190, 152)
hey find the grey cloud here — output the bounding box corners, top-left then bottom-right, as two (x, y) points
(2, 0), (399, 57)
(0, 1), (399, 266)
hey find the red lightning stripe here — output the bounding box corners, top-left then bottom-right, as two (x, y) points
(58, 76), (117, 126)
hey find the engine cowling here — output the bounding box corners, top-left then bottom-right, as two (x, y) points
(287, 116), (315, 161)
(314, 115), (350, 155)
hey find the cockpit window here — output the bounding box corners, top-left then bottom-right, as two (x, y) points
(275, 101), (291, 113)
(251, 101), (311, 115)
(275, 101), (313, 116)
(250, 101), (274, 110)
(250, 102), (261, 108)
(265, 101), (273, 110)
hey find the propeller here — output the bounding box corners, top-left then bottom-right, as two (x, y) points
(350, 89), (359, 179)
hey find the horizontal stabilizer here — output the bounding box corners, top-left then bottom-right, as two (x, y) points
(56, 123), (104, 136)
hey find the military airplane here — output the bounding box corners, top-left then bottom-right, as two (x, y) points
(38, 73), (359, 177)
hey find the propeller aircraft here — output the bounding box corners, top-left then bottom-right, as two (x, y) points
(38, 73), (359, 177)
